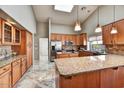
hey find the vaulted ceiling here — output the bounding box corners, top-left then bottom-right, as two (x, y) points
(32, 5), (98, 25)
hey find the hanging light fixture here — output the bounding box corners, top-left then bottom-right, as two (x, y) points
(111, 5), (118, 34)
(74, 5), (81, 31)
(95, 6), (102, 33)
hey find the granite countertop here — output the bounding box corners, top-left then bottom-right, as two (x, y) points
(0, 55), (26, 68)
(54, 54), (124, 76)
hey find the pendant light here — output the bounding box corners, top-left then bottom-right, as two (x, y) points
(95, 6), (102, 33)
(74, 5), (81, 31)
(111, 5), (118, 34)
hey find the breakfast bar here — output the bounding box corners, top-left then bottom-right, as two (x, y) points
(55, 54), (124, 88)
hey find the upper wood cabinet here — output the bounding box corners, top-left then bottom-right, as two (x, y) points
(116, 20), (124, 44)
(51, 33), (87, 46)
(80, 33), (87, 46)
(2, 20), (13, 45)
(13, 27), (21, 45)
(0, 18), (21, 45)
(102, 19), (124, 45)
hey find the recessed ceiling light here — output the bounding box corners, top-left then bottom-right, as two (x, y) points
(54, 5), (74, 13)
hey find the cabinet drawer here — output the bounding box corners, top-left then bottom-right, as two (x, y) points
(0, 64), (11, 75)
(12, 59), (21, 66)
(21, 57), (26, 61)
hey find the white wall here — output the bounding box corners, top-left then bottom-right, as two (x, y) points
(51, 24), (79, 34)
(82, 5), (124, 37)
(0, 5), (36, 33)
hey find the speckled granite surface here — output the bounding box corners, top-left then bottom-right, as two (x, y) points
(54, 54), (124, 76)
(0, 55), (26, 68)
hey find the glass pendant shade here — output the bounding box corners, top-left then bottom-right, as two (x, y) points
(95, 7), (102, 33)
(74, 21), (81, 31)
(95, 24), (102, 33)
(111, 26), (118, 34)
(74, 5), (81, 31)
(111, 6), (118, 34)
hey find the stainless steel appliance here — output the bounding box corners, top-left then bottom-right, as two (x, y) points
(50, 41), (62, 62)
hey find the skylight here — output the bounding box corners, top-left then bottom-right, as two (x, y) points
(54, 5), (74, 13)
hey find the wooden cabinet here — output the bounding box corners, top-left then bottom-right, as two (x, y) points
(13, 27), (21, 45)
(51, 33), (87, 46)
(69, 53), (79, 57)
(2, 20), (13, 45)
(21, 57), (27, 76)
(102, 24), (113, 45)
(0, 64), (11, 88)
(0, 19), (21, 45)
(115, 67), (124, 88)
(56, 54), (69, 58)
(12, 59), (21, 86)
(100, 67), (124, 88)
(79, 51), (93, 57)
(102, 19), (124, 45)
(100, 68), (116, 88)
(56, 53), (79, 59)
(27, 32), (33, 69)
(58, 70), (100, 88)
(116, 20), (124, 44)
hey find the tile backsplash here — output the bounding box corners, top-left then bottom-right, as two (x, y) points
(0, 46), (12, 56)
(106, 45), (124, 55)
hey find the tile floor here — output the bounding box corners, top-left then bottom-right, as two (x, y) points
(15, 56), (56, 88)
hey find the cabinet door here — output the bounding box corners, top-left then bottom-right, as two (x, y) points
(27, 32), (33, 68)
(82, 33), (87, 46)
(116, 20), (124, 44)
(12, 60), (21, 86)
(0, 65), (11, 88)
(21, 57), (27, 76)
(56, 34), (62, 41)
(116, 66), (124, 88)
(13, 27), (21, 45)
(76, 35), (80, 45)
(102, 24), (113, 45)
(100, 68), (117, 88)
(71, 35), (76, 45)
(2, 20), (13, 44)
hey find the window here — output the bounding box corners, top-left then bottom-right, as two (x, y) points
(88, 35), (105, 53)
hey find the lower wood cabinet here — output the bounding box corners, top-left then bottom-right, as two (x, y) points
(59, 71), (100, 88)
(56, 53), (79, 59)
(21, 57), (27, 76)
(100, 68), (116, 88)
(79, 51), (94, 57)
(57, 66), (124, 88)
(0, 64), (11, 88)
(12, 59), (21, 86)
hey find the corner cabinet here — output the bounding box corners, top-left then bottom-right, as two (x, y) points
(2, 20), (13, 45)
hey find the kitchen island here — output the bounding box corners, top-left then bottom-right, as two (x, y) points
(55, 54), (124, 88)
